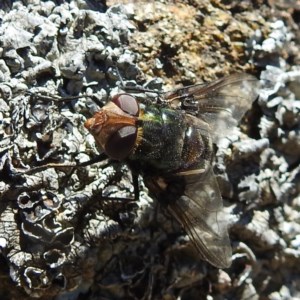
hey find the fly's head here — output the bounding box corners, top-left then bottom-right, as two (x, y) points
(84, 94), (141, 161)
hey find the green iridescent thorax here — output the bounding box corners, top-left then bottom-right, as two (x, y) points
(129, 104), (212, 175)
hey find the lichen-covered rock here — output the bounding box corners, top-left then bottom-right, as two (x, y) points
(0, 0), (299, 299)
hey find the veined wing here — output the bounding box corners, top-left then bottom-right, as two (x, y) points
(167, 167), (232, 268)
(164, 73), (259, 144)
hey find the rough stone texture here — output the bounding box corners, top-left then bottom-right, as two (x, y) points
(0, 0), (299, 299)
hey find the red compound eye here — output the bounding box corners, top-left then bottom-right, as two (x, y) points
(111, 94), (139, 116)
(105, 125), (137, 160)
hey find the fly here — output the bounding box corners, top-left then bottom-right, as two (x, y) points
(84, 73), (260, 268)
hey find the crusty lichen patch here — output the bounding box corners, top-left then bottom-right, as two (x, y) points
(0, 0), (300, 299)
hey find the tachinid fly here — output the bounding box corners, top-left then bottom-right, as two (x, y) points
(84, 73), (259, 268)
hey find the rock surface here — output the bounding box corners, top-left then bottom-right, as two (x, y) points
(0, 0), (299, 299)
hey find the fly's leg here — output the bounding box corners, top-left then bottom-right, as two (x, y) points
(111, 65), (166, 103)
(95, 172), (139, 202)
(27, 90), (105, 108)
(18, 89), (108, 176)
(132, 173), (140, 201)
(26, 91), (86, 103)
(78, 171), (139, 229)
(16, 152), (141, 202)
(15, 153), (109, 175)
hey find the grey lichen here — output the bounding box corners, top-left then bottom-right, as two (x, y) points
(0, 0), (299, 300)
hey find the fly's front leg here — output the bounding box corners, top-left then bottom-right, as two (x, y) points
(18, 90), (107, 176)
(15, 153), (109, 175)
(27, 90), (105, 111)
(26, 91), (85, 103)
(98, 171), (139, 202)
(90, 170), (139, 229)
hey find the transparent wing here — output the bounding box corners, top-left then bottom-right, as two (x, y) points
(167, 168), (232, 268)
(164, 73), (259, 144)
